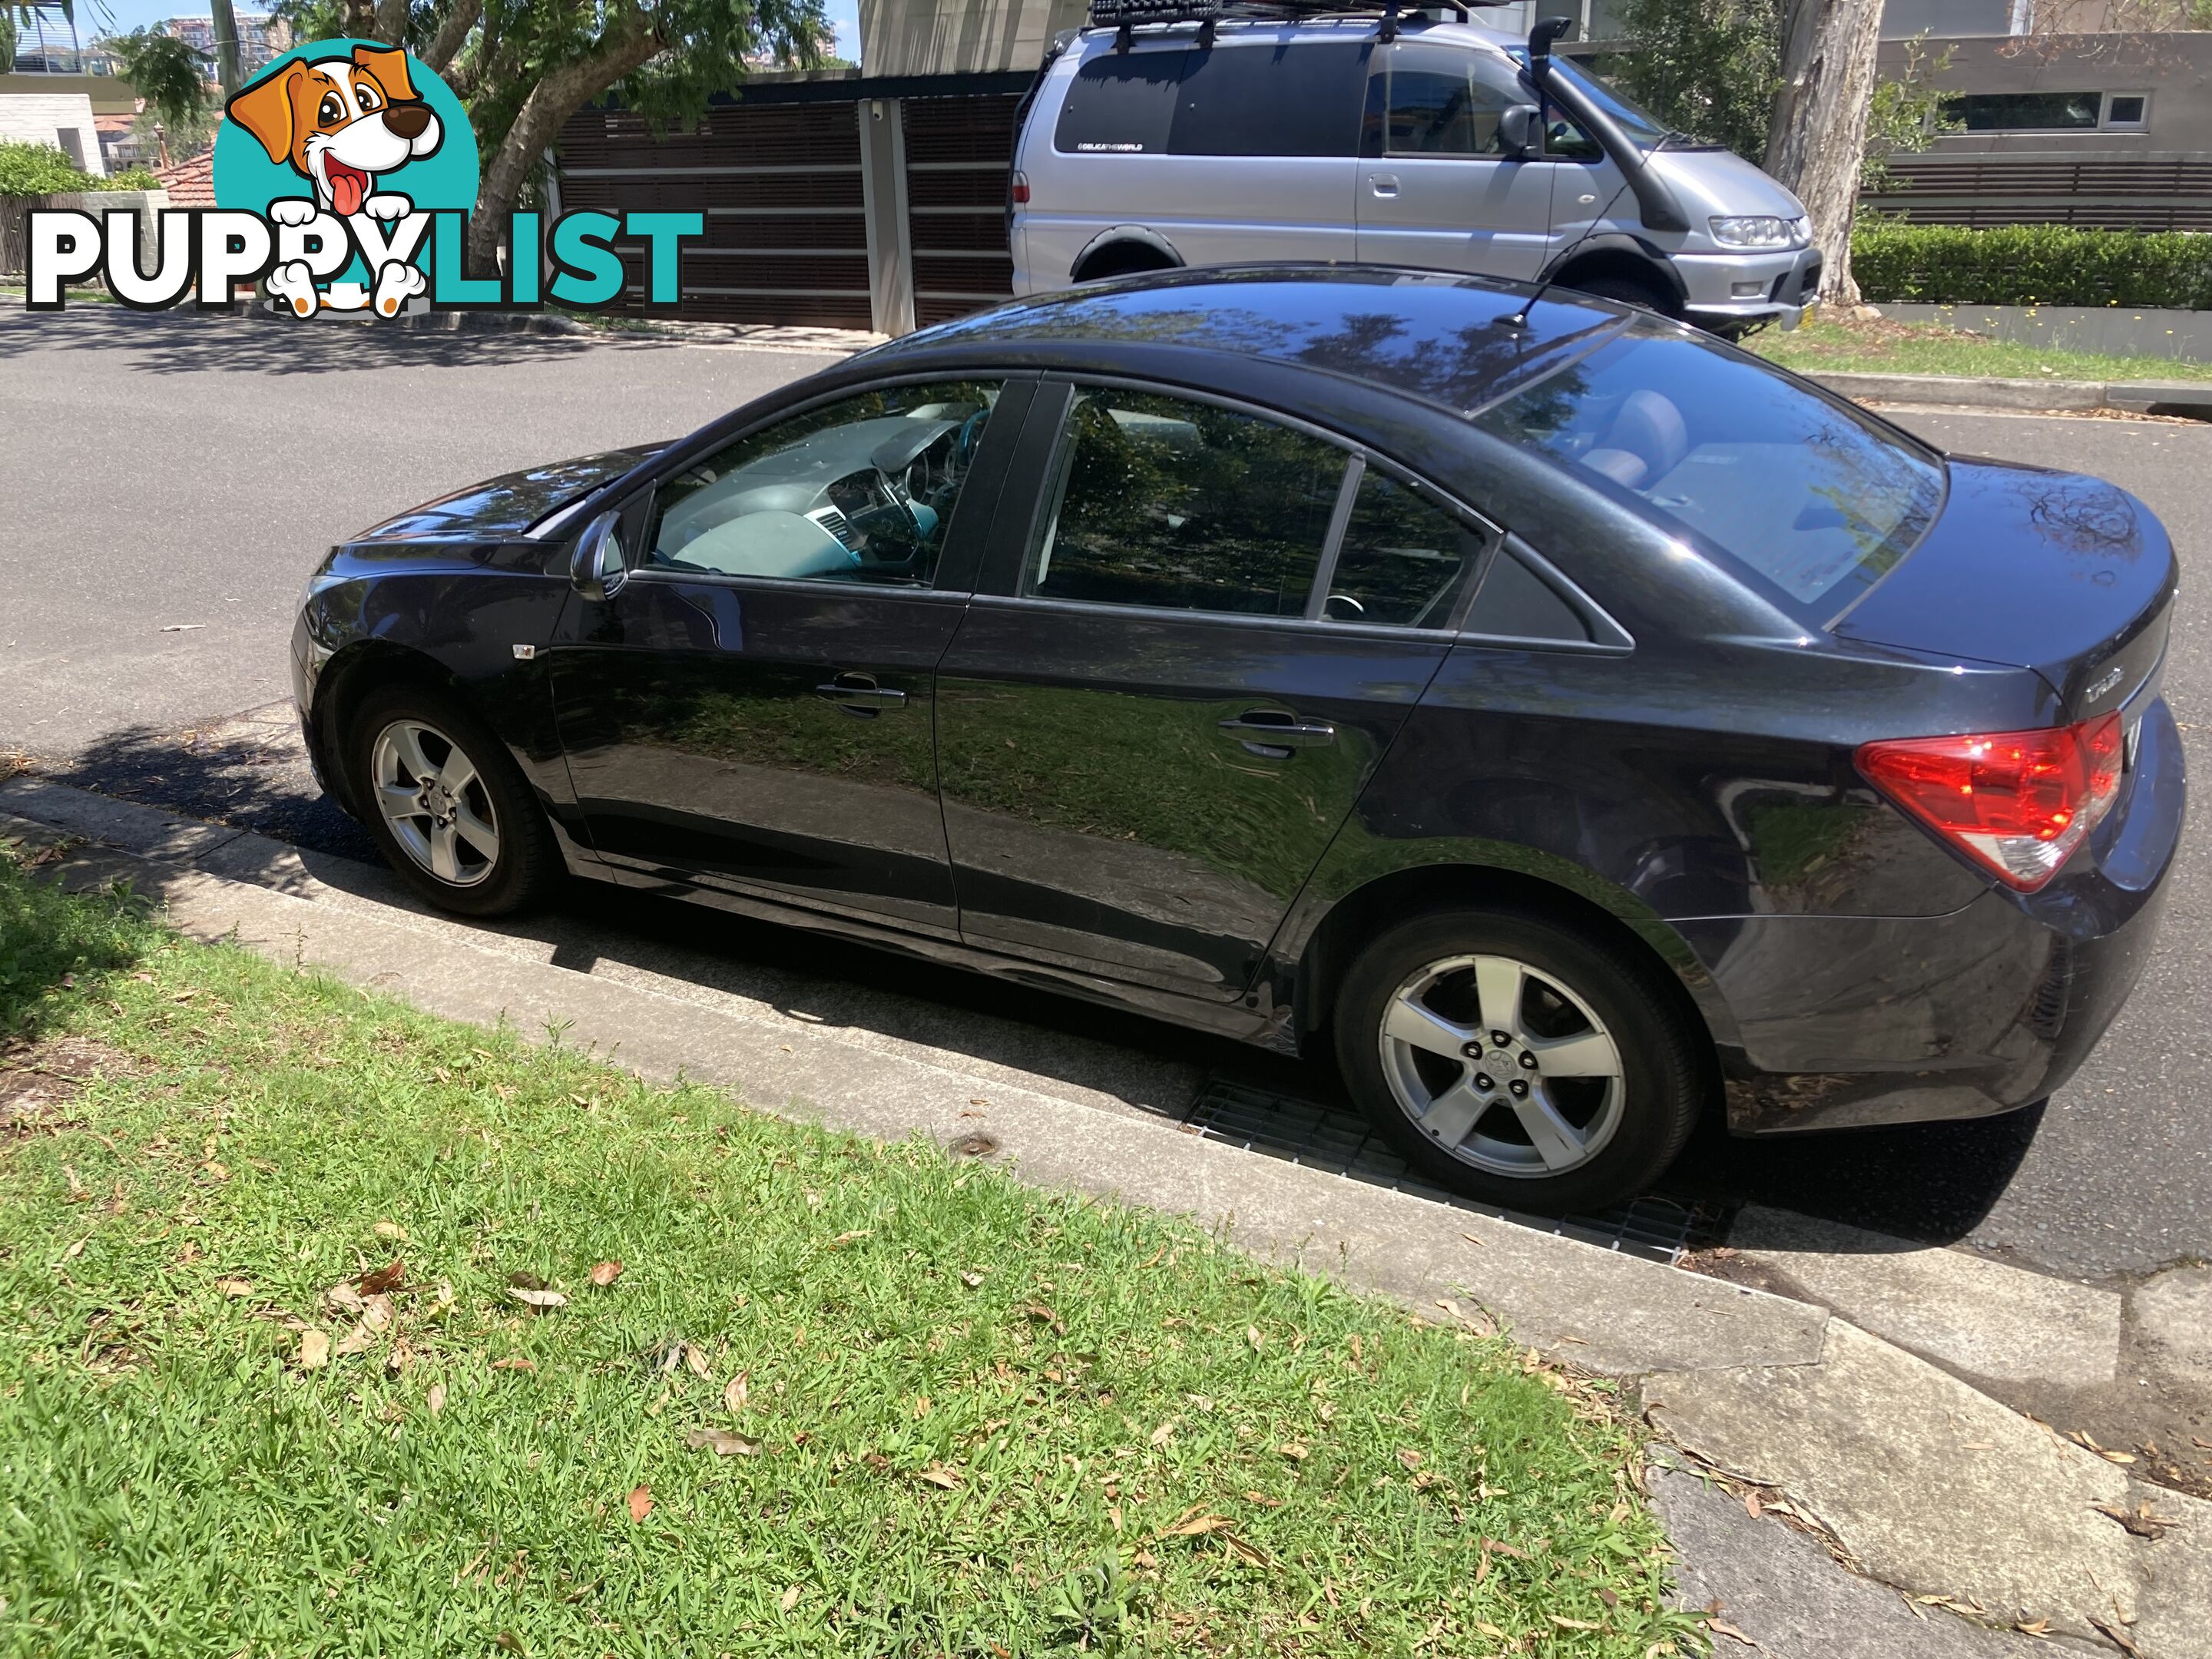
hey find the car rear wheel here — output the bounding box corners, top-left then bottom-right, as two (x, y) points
(347, 683), (560, 917)
(1333, 907), (1703, 1214)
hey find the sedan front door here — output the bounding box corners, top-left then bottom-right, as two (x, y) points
(548, 378), (1023, 939)
(933, 381), (1491, 999)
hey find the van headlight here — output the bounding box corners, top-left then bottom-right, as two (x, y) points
(1708, 215), (1794, 249)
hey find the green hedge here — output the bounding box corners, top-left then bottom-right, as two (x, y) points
(0, 139), (159, 197)
(1850, 222), (2212, 310)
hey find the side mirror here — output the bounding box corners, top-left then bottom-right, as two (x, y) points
(571, 507), (628, 602)
(1498, 103), (1541, 159)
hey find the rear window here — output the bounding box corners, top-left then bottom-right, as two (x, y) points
(1057, 49), (1186, 154)
(1055, 41), (1366, 157)
(1473, 328), (1944, 614)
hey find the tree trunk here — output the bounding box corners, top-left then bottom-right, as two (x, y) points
(207, 0), (243, 96)
(463, 28), (663, 280)
(1763, 0), (1886, 307)
(373, 0), (409, 47)
(422, 0), (482, 73)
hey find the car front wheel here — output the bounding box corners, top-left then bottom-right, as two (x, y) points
(1333, 907), (1704, 1214)
(347, 683), (559, 917)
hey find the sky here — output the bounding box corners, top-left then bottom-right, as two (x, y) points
(64, 0), (863, 66)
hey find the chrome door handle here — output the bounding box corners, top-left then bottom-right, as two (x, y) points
(1219, 710), (1336, 757)
(815, 673), (907, 715)
(1369, 173), (1399, 198)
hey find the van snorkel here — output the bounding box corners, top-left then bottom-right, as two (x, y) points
(1525, 17), (1689, 234)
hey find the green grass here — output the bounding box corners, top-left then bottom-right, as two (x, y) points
(0, 851), (1700, 1657)
(1753, 315), (2212, 385)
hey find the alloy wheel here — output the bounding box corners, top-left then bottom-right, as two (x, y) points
(1376, 952), (1625, 1180)
(370, 718), (502, 889)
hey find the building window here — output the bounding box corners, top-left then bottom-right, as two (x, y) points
(2104, 92), (2148, 129)
(1941, 91), (2099, 131)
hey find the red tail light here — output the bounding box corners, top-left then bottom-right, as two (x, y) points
(1856, 713), (2124, 891)
(1011, 171), (1031, 205)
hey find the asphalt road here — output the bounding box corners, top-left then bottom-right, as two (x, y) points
(3, 303), (2204, 1283)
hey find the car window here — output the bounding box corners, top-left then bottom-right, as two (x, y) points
(645, 381), (1002, 588)
(1321, 469), (1488, 628)
(1170, 41), (1368, 157)
(1056, 48), (1187, 154)
(1370, 48), (1518, 156)
(1472, 327), (1944, 614)
(1027, 388), (1349, 617)
(1462, 550), (1591, 642)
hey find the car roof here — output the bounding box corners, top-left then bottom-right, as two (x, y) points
(859, 265), (1634, 419)
(1062, 15), (1524, 59)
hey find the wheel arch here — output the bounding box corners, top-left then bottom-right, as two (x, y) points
(1542, 236), (1687, 316)
(1290, 859), (1732, 1090)
(307, 639), (474, 817)
(1070, 227), (1184, 283)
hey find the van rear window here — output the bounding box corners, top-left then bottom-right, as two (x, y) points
(1056, 50), (1187, 154)
(1473, 326), (1944, 614)
(1055, 41), (1366, 157)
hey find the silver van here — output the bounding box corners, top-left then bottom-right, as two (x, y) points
(1009, 4), (1823, 330)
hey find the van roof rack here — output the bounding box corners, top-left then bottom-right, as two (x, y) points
(1087, 0), (1502, 49)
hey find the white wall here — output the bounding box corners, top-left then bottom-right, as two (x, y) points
(0, 91), (105, 176)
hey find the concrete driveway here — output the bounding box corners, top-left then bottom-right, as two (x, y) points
(3, 301), (2204, 1296)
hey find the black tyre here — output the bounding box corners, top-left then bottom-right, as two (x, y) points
(346, 682), (561, 918)
(1568, 273), (1675, 317)
(1333, 907), (1704, 1214)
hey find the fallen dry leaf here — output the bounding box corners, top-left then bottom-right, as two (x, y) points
(1243, 1491), (1284, 1508)
(724, 1373), (750, 1414)
(490, 1356), (535, 1372)
(779, 1586), (801, 1613)
(2094, 1502), (2180, 1540)
(627, 1484), (654, 1522)
(1161, 1508), (1228, 1538)
(427, 1382), (447, 1416)
(296, 1329), (330, 1370)
(1245, 1325), (1265, 1353)
(1548, 1615), (1602, 1631)
(1277, 1442), (1310, 1462)
(373, 1221), (408, 1243)
(1396, 1448), (1424, 1471)
(1150, 1420), (1175, 1448)
(332, 1323), (377, 1359)
(1707, 1618), (1759, 1647)
(214, 1277), (252, 1297)
(2090, 1616), (2144, 1658)
(508, 1286), (567, 1311)
(915, 1464), (962, 1489)
(494, 1633), (524, 1655)
(959, 1270), (985, 1287)
(684, 1342), (712, 1378)
(325, 1281), (367, 1313)
(589, 1260), (624, 1287)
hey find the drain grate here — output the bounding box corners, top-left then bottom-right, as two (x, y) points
(1178, 1071), (1712, 1266)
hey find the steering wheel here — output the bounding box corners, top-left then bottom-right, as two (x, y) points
(955, 407), (988, 463)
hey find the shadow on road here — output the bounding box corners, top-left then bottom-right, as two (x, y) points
(0, 304), (684, 377)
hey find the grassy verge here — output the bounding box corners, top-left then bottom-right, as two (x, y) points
(1752, 313), (2212, 385)
(0, 851), (1699, 1657)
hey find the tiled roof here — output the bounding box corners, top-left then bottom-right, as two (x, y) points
(154, 147), (214, 206)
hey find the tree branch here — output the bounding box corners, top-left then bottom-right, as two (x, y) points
(421, 0), (480, 72)
(465, 19), (664, 275)
(373, 0), (409, 46)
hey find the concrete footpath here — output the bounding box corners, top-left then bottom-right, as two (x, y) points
(3, 776), (2204, 1657)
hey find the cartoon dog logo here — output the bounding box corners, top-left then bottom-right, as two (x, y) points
(225, 45), (442, 317)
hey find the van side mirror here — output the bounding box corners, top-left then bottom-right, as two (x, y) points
(1498, 104), (1541, 159)
(571, 507), (628, 602)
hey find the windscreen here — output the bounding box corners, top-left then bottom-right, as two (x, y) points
(1505, 49), (1669, 149)
(1473, 326), (1945, 615)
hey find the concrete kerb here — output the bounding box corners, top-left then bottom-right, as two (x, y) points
(5, 777), (2207, 1651)
(1809, 369), (2212, 422)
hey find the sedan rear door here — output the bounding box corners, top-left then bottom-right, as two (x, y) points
(932, 380), (1492, 999)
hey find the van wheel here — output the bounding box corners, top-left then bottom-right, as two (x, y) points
(346, 682), (561, 918)
(1566, 272), (1676, 317)
(1333, 907), (1703, 1214)
(1072, 241), (1178, 283)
